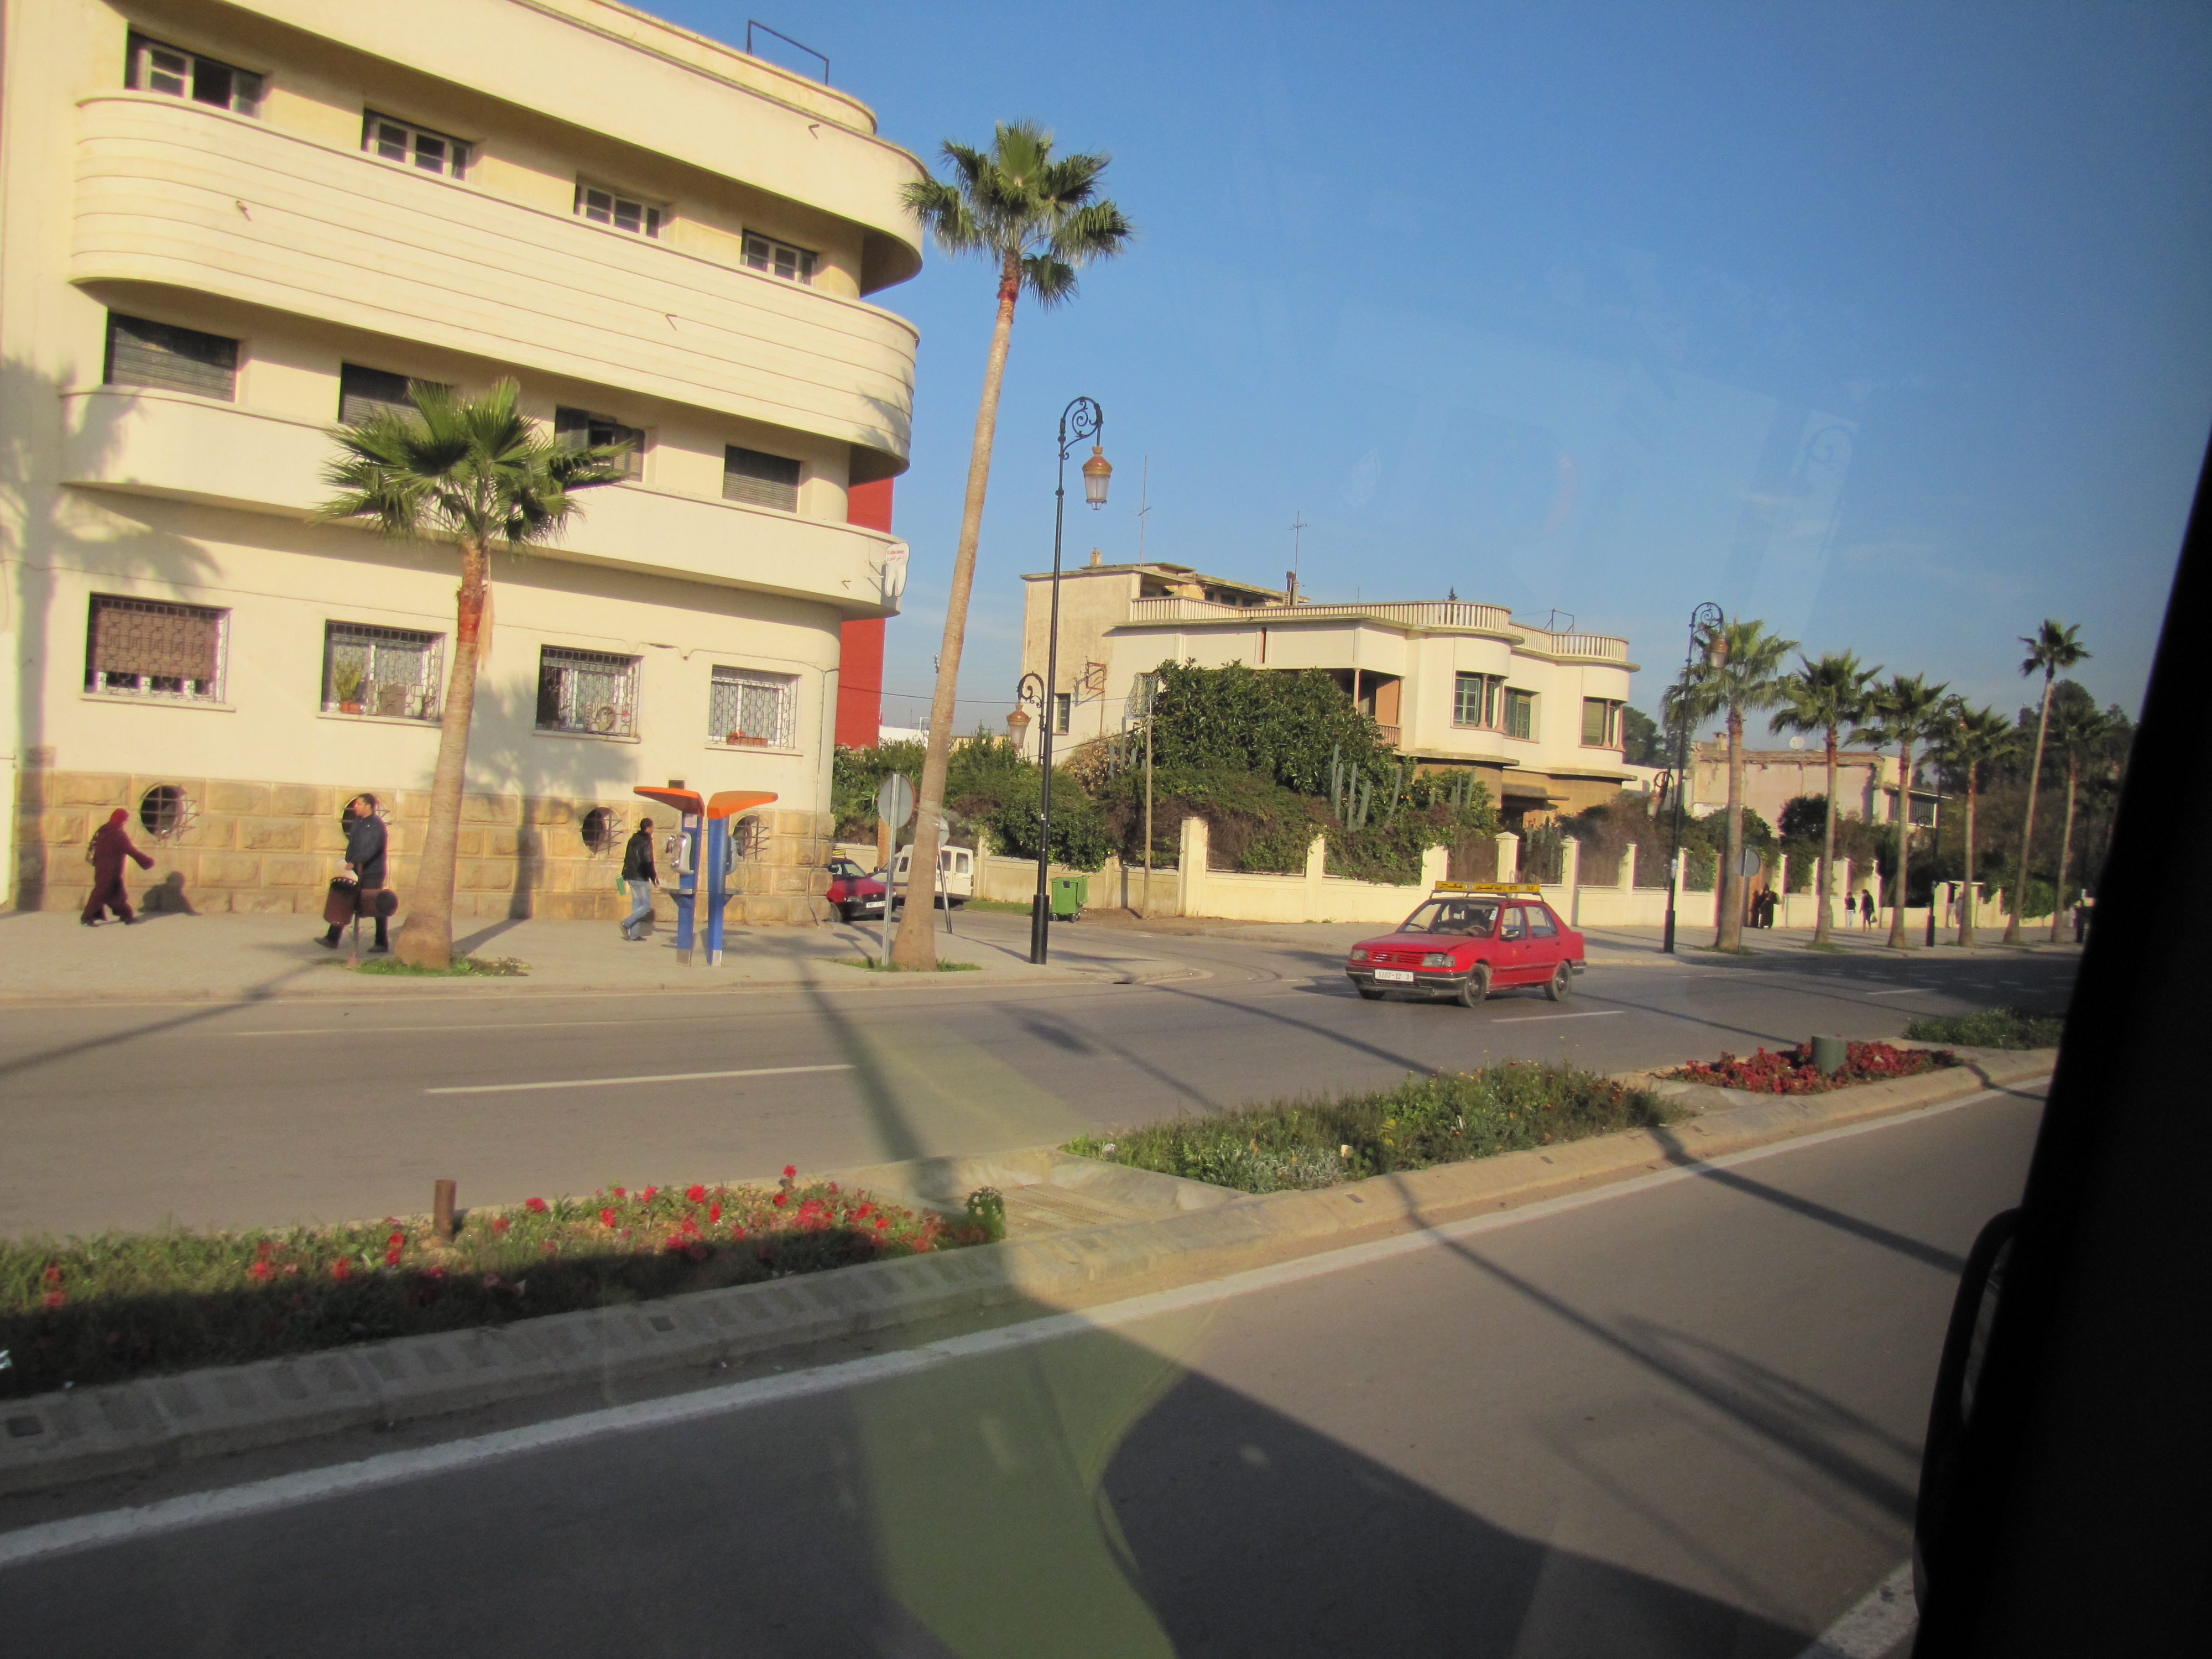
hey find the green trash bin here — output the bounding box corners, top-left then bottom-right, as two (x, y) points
(1049, 874), (1087, 920)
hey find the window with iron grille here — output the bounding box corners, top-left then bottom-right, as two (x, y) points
(362, 111), (469, 178)
(555, 408), (646, 478)
(324, 623), (442, 720)
(1505, 688), (1537, 741)
(742, 232), (817, 284)
(106, 314), (238, 401)
(709, 667), (796, 748)
(723, 446), (801, 511)
(536, 646), (639, 737)
(84, 595), (228, 701)
(127, 33), (263, 114)
(575, 182), (661, 238)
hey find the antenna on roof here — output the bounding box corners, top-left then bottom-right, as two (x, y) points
(1136, 456), (1151, 564)
(1289, 508), (1309, 602)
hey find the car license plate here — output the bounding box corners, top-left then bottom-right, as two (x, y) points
(1374, 968), (1415, 983)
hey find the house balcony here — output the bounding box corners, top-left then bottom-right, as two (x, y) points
(69, 95), (915, 471)
(57, 387), (903, 613)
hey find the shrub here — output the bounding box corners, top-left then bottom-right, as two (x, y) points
(1903, 1008), (2065, 1049)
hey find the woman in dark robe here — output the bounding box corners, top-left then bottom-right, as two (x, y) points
(82, 808), (154, 925)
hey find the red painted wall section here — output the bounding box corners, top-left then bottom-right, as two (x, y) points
(836, 478), (894, 748)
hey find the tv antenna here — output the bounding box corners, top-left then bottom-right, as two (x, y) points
(1290, 509), (1309, 596)
(1136, 457), (1151, 563)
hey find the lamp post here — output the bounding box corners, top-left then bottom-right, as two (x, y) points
(1663, 601), (1724, 955)
(1030, 397), (1110, 965)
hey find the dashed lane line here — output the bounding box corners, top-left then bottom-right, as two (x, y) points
(426, 1063), (852, 1095)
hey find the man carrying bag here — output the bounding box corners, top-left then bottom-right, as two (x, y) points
(620, 817), (658, 941)
(318, 794), (390, 953)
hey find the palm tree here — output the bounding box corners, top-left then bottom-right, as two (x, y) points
(1690, 618), (1796, 949)
(2004, 619), (2089, 943)
(316, 381), (630, 968)
(2046, 700), (2119, 942)
(889, 122), (1133, 969)
(1769, 651), (1880, 946)
(1859, 672), (1951, 950)
(1939, 705), (2018, 948)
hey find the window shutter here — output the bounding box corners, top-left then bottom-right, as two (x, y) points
(106, 315), (238, 400)
(338, 364), (415, 425)
(723, 447), (801, 511)
(92, 598), (221, 680)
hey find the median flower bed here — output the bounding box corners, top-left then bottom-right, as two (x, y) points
(1066, 1062), (1682, 1195)
(1670, 1039), (1957, 1095)
(1, 1171), (995, 1398)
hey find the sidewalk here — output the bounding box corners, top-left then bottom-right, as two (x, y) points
(0, 907), (1191, 1005)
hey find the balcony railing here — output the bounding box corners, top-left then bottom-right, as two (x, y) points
(72, 95), (915, 466)
(1125, 597), (1517, 632)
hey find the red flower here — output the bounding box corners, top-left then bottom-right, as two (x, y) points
(41, 1264), (62, 1285)
(248, 1261), (274, 1281)
(387, 1230), (404, 1248)
(857, 1203), (872, 1219)
(331, 1258), (354, 1281)
(828, 1182), (839, 1194)
(601, 1207), (618, 1227)
(641, 1186), (659, 1202)
(680, 1217), (700, 1237)
(613, 1186), (626, 1198)
(383, 1247), (401, 1266)
(686, 1184), (707, 1203)
(43, 1291), (66, 1308)
(493, 1216), (512, 1234)
(524, 1197), (549, 1214)
(708, 1202), (722, 1224)
(782, 1165), (796, 1179)
(873, 1217), (888, 1230)
(771, 1192), (787, 1207)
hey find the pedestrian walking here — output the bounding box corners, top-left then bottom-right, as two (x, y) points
(81, 807), (154, 925)
(620, 817), (658, 941)
(1860, 889), (1876, 927)
(317, 794), (389, 952)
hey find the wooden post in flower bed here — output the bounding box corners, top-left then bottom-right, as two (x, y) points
(433, 1178), (456, 1244)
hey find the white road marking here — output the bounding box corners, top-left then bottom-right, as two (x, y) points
(234, 1018), (658, 1037)
(0, 1083), (2039, 1572)
(1491, 1010), (1628, 1024)
(1866, 988), (1933, 997)
(1793, 1561), (1916, 1657)
(425, 1063), (852, 1095)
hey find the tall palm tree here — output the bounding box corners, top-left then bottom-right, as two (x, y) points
(1769, 650), (1880, 946)
(1940, 704), (2018, 948)
(2004, 619), (2089, 943)
(1859, 672), (1951, 950)
(316, 381), (630, 968)
(890, 122), (1133, 969)
(1694, 618), (1796, 950)
(2046, 700), (2119, 942)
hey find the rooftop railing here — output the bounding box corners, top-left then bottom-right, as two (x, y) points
(1120, 597), (1629, 658)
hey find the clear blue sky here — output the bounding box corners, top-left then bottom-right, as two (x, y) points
(657, 0), (2212, 733)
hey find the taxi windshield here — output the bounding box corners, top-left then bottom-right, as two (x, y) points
(1399, 898), (1500, 936)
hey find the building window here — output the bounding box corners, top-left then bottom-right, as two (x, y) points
(1053, 692), (1072, 735)
(1504, 688), (1537, 740)
(742, 232), (816, 284)
(536, 646), (639, 737)
(575, 182), (661, 238)
(580, 806), (624, 854)
(138, 784), (191, 838)
(105, 314), (238, 401)
(127, 33), (263, 114)
(555, 408), (646, 478)
(709, 666), (796, 748)
(723, 446), (801, 512)
(1453, 672), (1506, 728)
(362, 111), (469, 178)
(324, 623), (442, 720)
(85, 595), (227, 701)
(1581, 697), (1623, 747)
(338, 363), (443, 425)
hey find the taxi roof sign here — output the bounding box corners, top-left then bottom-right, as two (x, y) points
(1432, 880), (1542, 895)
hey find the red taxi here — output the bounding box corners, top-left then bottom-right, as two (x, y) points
(1344, 881), (1586, 1006)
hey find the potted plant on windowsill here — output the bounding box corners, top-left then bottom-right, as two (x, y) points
(331, 659), (366, 716)
(726, 732), (768, 746)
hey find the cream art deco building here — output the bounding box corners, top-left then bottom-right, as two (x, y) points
(1, 0), (920, 921)
(1018, 557), (1640, 822)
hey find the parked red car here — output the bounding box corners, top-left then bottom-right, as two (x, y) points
(826, 855), (888, 922)
(1344, 882), (1586, 1005)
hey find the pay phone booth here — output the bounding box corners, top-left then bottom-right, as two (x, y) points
(632, 786), (776, 966)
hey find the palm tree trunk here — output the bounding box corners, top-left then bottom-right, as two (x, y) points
(397, 535), (487, 969)
(1814, 728), (1838, 945)
(1887, 738), (1912, 948)
(1959, 770), (1978, 948)
(1716, 706), (1745, 948)
(893, 253), (1021, 968)
(2050, 758), (2079, 943)
(2004, 671), (2054, 943)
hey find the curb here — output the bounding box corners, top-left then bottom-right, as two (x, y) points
(0, 1050), (2054, 1497)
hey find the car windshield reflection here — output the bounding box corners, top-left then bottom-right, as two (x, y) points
(1400, 899), (1500, 936)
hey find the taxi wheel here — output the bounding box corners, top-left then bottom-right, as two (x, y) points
(1457, 965), (1491, 1009)
(1358, 987), (1385, 1001)
(1545, 961), (1574, 1001)
(837, 902), (856, 922)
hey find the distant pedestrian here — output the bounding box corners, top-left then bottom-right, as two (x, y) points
(81, 807), (154, 925)
(620, 817), (658, 941)
(317, 795), (389, 953)
(1860, 890), (1876, 927)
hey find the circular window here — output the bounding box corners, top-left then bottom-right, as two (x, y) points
(580, 807), (620, 854)
(139, 784), (186, 838)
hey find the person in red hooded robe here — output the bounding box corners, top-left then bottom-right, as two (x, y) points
(83, 807), (154, 925)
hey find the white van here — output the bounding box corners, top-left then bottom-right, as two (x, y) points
(891, 843), (974, 905)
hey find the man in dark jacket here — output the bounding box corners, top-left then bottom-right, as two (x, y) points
(82, 807), (155, 925)
(319, 794), (389, 952)
(620, 818), (657, 941)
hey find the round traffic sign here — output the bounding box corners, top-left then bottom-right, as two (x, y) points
(1738, 848), (1762, 877)
(875, 774), (916, 828)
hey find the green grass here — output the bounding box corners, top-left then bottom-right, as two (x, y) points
(961, 897), (1035, 915)
(2, 1177), (984, 1397)
(1067, 1062), (1683, 1194)
(831, 957), (980, 972)
(354, 954), (528, 977)
(1903, 1006), (2066, 1049)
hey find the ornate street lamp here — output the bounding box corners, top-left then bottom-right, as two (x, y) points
(1031, 398), (1107, 965)
(1008, 672), (1043, 752)
(1664, 601), (1724, 954)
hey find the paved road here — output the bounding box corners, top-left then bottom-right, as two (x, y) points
(0, 912), (2073, 1234)
(1, 1083), (2042, 1656)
